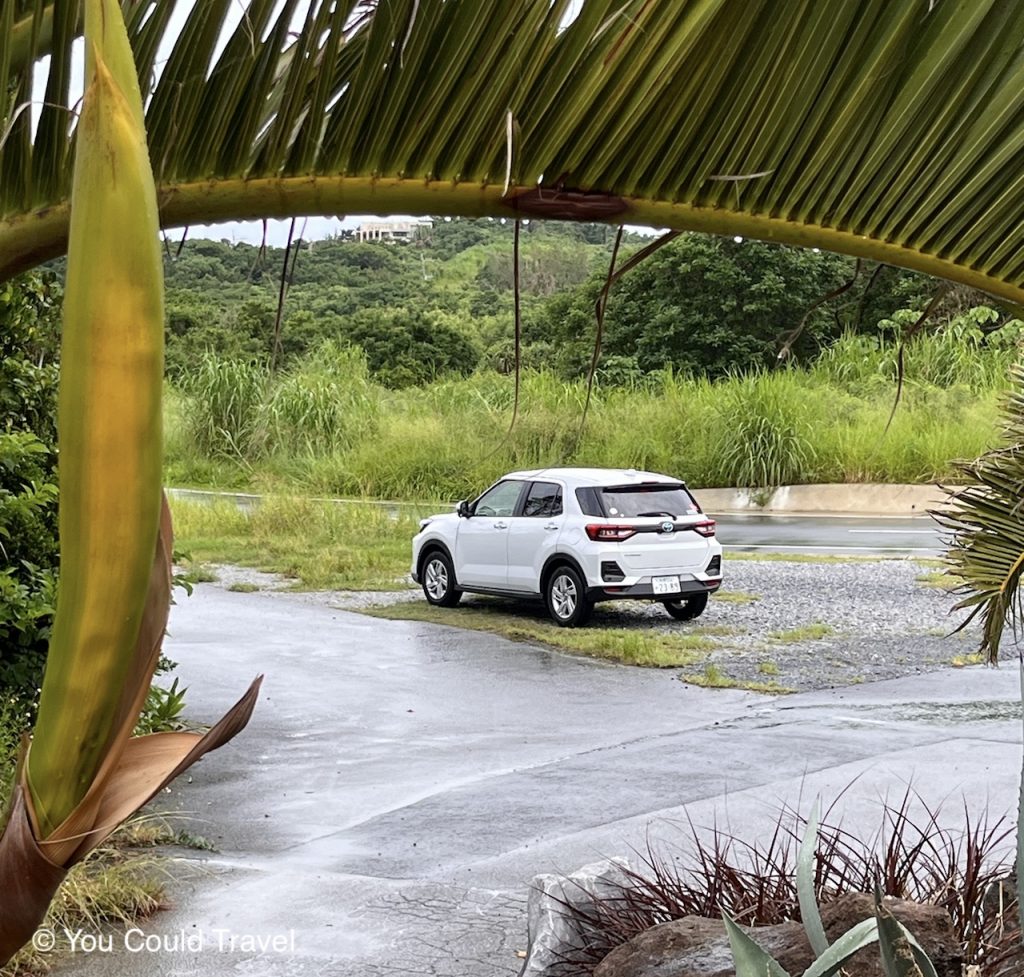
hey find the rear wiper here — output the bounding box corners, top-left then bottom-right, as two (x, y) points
(637, 510), (675, 518)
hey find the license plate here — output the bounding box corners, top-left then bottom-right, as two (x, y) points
(652, 575), (681, 595)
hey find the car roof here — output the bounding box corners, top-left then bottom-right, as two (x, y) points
(501, 467), (685, 488)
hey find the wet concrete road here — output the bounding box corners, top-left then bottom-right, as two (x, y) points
(714, 514), (942, 556)
(61, 586), (1021, 977)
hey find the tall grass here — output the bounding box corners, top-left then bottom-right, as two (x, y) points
(170, 497), (425, 590)
(715, 371), (815, 489)
(263, 341), (380, 455)
(178, 352), (268, 460)
(164, 323), (1018, 498)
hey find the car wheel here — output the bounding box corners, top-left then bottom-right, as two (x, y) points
(422, 551), (462, 607)
(663, 592), (709, 621)
(545, 565), (591, 628)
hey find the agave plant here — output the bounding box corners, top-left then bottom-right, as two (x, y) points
(725, 804), (941, 977)
(0, 0), (257, 964)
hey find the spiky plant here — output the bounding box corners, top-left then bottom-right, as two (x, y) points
(936, 365), (1024, 664)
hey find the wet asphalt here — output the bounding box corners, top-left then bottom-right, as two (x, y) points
(58, 585), (1022, 977)
(714, 514), (942, 556)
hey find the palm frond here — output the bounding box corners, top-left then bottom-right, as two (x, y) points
(5, 0), (1024, 308)
(935, 364), (1024, 663)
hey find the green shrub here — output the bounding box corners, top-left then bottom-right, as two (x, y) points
(0, 276), (61, 704)
(164, 317), (1020, 499)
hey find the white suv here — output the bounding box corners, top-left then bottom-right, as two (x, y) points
(410, 467), (722, 627)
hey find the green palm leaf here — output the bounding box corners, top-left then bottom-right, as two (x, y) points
(5, 0), (1024, 309)
(936, 364), (1024, 663)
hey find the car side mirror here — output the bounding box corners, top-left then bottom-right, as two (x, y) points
(456, 500), (471, 518)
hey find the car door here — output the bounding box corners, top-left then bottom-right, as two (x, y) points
(506, 480), (564, 593)
(455, 479), (526, 588)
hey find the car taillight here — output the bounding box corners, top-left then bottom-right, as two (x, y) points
(586, 524), (637, 542)
(693, 520), (716, 538)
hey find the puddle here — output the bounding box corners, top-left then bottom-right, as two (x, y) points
(853, 700), (1023, 725)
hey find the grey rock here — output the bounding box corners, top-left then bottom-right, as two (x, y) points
(519, 858), (632, 977)
(593, 916), (810, 977)
(593, 893), (960, 977)
(820, 893), (961, 977)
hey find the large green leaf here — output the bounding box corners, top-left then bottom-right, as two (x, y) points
(723, 913), (791, 977)
(5, 0), (1024, 309)
(796, 799), (829, 957)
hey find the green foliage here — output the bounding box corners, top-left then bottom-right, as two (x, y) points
(141, 225), (996, 399)
(340, 307), (479, 387)
(170, 496), (424, 591)
(134, 678), (188, 735)
(0, 697), (31, 809)
(812, 308), (1023, 394)
(0, 275), (60, 703)
(166, 320), (1014, 500)
(155, 220), (622, 384)
(264, 342), (380, 452)
(531, 235), (926, 381)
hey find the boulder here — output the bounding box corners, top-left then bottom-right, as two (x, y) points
(593, 916), (810, 977)
(820, 893), (961, 977)
(594, 893), (961, 977)
(518, 857), (632, 977)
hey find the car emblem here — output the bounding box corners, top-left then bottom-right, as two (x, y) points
(660, 520), (674, 534)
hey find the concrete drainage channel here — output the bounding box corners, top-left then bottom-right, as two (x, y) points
(166, 482), (951, 518)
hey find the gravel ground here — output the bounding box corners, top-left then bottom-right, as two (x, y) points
(201, 558), (1005, 693)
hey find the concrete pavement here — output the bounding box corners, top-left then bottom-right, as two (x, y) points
(59, 585), (1022, 977)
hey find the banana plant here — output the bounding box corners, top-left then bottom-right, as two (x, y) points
(0, 0), (258, 964)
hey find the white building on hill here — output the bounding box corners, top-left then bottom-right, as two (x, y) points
(356, 219), (432, 242)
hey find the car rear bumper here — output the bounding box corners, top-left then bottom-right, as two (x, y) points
(586, 578), (721, 602)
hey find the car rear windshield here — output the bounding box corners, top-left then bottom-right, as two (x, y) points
(596, 484), (701, 518)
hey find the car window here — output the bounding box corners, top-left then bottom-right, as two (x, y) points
(523, 481), (562, 518)
(473, 480), (524, 517)
(599, 485), (700, 518)
(575, 486), (603, 516)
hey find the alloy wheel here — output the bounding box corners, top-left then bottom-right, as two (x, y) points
(551, 573), (577, 619)
(425, 558), (448, 600)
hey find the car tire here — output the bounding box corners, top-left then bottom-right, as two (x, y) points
(545, 565), (591, 628)
(663, 592), (709, 621)
(421, 551), (462, 607)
